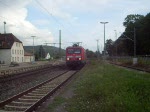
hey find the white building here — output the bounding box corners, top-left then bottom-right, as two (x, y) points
(0, 33), (24, 65)
(45, 53), (50, 59)
(24, 51), (34, 62)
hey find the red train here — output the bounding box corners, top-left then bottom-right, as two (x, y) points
(66, 44), (86, 67)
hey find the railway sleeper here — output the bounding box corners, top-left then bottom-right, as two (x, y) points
(35, 88), (52, 91)
(43, 83), (62, 88)
(21, 95), (43, 99)
(0, 110), (23, 112)
(40, 85), (57, 88)
(39, 88), (53, 92)
(28, 93), (46, 96)
(9, 101), (33, 106)
(32, 90), (49, 94)
(30, 90), (48, 94)
(18, 98), (39, 102)
(4, 104), (29, 111)
(46, 82), (58, 85)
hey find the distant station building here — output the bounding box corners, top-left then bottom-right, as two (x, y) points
(0, 33), (24, 65)
(0, 33), (35, 65)
(24, 51), (34, 62)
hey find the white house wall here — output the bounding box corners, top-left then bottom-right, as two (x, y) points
(11, 42), (24, 63)
(0, 49), (11, 64)
(24, 56), (34, 62)
(0, 41), (35, 64)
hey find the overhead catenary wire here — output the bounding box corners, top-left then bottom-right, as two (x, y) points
(35, 0), (75, 37)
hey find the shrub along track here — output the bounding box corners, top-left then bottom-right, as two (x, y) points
(0, 64), (68, 101)
(109, 61), (150, 73)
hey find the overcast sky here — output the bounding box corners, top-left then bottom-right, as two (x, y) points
(0, 0), (150, 51)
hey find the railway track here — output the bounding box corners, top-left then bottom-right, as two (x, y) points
(0, 64), (68, 102)
(0, 64), (66, 82)
(0, 70), (77, 112)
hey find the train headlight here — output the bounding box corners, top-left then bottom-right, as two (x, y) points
(67, 58), (70, 60)
(79, 58), (81, 60)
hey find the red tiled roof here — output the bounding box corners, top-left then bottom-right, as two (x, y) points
(0, 33), (22, 49)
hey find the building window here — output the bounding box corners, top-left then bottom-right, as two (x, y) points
(22, 57), (24, 62)
(12, 49), (14, 54)
(15, 50), (16, 54)
(18, 57), (19, 62)
(20, 50), (21, 54)
(12, 57), (14, 62)
(15, 57), (16, 62)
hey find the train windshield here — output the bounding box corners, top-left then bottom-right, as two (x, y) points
(67, 48), (81, 54)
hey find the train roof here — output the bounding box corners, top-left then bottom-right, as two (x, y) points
(66, 46), (84, 49)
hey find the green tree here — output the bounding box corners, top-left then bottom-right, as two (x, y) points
(139, 13), (150, 55)
(105, 39), (115, 56)
(39, 45), (46, 59)
(86, 49), (97, 58)
(123, 14), (144, 28)
(122, 14), (147, 56)
(124, 13), (150, 55)
(109, 13), (150, 56)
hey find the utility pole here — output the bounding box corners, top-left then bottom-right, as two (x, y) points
(114, 30), (117, 56)
(4, 21), (6, 34)
(120, 29), (137, 64)
(133, 27), (137, 65)
(96, 39), (99, 59)
(31, 36), (36, 62)
(134, 28), (136, 57)
(59, 30), (61, 59)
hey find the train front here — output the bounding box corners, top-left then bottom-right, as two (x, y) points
(66, 46), (86, 67)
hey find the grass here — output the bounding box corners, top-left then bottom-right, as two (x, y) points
(47, 96), (66, 111)
(66, 60), (150, 112)
(138, 57), (150, 66)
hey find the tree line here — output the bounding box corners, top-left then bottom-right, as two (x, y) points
(106, 13), (150, 56)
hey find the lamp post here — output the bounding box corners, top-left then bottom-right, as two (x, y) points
(114, 30), (117, 57)
(100, 22), (108, 58)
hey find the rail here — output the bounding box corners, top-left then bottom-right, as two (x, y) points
(0, 70), (77, 112)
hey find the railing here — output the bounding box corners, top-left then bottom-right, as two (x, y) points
(107, 56), (150, 66)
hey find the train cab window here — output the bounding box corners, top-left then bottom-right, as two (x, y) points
(74, 49), (81, 54)
(67, 48), (81, 54)
(68, 49), (74, 54)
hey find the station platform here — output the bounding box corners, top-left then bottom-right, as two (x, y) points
(0, 60), (65, 77)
